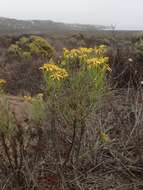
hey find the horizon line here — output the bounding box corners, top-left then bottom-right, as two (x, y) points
(0, 16), (143, 31)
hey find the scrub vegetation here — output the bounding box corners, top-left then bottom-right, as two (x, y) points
(0, 32), (143, 190)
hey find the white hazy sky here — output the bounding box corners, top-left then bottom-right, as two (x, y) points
(0, 0), (143, 30)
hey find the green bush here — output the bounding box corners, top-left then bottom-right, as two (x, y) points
(135, 39), (143, 59)
(7, 35), (55, 61)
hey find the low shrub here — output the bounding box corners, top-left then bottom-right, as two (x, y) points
(40, 45), (111, 163)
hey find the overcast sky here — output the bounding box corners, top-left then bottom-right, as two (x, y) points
(0, 0), (143, 30)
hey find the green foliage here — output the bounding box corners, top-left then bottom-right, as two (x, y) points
(0, 94), (16, 136)
(24, 94), (46, 125)
(135, 39), (143, 59)
(0, 91), (46, 188)
(7, 44), (22, 59)
(7, 35), (55, 61)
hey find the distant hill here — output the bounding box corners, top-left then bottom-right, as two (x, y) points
(0, 17), (111, 35)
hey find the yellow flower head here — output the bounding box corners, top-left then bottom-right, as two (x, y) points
(24, 96), (33, 102)
(79, 47), (94, 55)
(0, 79), (6, 87)
(63, 48), (70, 57)
(100, 132), (110, 143)
(87, 57), (106, 66)
(95, 45), (107, 55)
(87, 58), (101, 67)
(40, 63), (58, 72)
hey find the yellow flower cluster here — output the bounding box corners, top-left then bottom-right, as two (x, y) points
(63, 46), (111, 71)
(87, 57), (108, 65)
(0, 79), (6, 87)
(63, 47), (95, 59)
(63, 46), (107, 59)
(87, 57), (111, 71)
(40, 63), (68, 81)
(79, 47), (95, 54)
(95, 45), (107, 55)
(24, 93), (44, 103)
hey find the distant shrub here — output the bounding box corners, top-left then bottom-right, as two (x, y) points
(135, 39), (143, 59)
(5, 36), (55, 95)
(7, 35), (55, 62)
